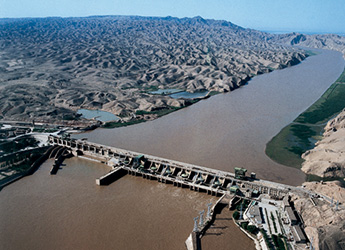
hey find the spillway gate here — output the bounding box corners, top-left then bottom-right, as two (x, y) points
(48, 135), (289, 199)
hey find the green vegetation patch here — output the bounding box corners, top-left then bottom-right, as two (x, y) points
(260, 229), (275, 250)
(306, 174), (345, 186)
(295, 83), (345, 124)
(247, 225), (258, 235)
(266, 124), (312, 168)
(272, 234), (287, 250)
(266, 67), (345, 169)
(103, 106), (182, 129)
(239, 222), (258, 235)
(336, 67), (345, 83)
(0, 147), (46, 188)
(266, 123), (324, 168)
(0, 151), (42, 172)
(240, 221), (249, 230)
(0, 136), (39, 156)
(62, 114), (78, 121)
(232, 199), (250, 221)
(135, 105), (184, 117)
(265, 208), (272, 235)
(142, 85), (159, 91)
(232, 211), (240, 220)
(305, 50), (319, 57)
(235, 199), (250, 212)
(270, 212), (278, 233)
(208, 91), (220, 97)
(102, 119), (146, 128)
(102, 102), (199, 129)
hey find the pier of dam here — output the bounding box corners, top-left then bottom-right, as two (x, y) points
(48, 135), (292, 199)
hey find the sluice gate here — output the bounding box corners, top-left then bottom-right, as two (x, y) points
(48, 135), (289, 198)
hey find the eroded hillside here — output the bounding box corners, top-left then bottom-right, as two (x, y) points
(0, 16), (307, 123)
(302, 109), (345, 178)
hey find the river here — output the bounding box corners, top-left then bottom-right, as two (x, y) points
(1, 158), (225, 250)
(74, 49), (345, 186)
(1, 49), (344, 250)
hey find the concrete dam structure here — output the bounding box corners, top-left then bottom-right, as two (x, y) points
(48, 135), (291, 199)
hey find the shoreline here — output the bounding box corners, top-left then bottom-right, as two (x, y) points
(265, 66), (345, 172)
(98, 56), (309, 130)
(74, 56), (307, 131)
(0, 50), (308, 130)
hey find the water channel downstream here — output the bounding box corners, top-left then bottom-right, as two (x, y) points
(1, 158), (221, 250)
(1, 49), (344, 250)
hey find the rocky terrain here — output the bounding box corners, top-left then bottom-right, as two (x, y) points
(299, 109), (345, 249)
(292, 181), (345, 250)
(273, 32), (345, 58)
(0, 16), (308, 124)
(302, 109), (345, 178)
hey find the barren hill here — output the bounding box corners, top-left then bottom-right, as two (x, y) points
(292, 181), (345, 250)
(0, 16), (308, 123)
(273, 32), (345, 58)
(302, 109), (345, 178)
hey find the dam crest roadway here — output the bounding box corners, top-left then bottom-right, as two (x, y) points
(49, 135), (305, 199)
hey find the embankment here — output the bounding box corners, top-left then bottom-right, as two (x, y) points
(0, 146), (53, 190)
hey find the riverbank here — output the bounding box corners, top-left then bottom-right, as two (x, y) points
(0, 145), (52, 191)
(301, 108), (345, 180)
(266, 66), (345, 169)
(102, 98), (201, 128)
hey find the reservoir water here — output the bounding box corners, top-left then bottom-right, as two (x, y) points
(1, 49), (344, 250)
(77, 109), (119, 122)
(75, 49), (345, 186)
(170, 90), (209, 99)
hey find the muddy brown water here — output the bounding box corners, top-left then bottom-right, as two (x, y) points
(1, 49), (344, 250)
(0, 158), (223, 250)
(75, 49), (345, 186)
(202, 206), (254, 250)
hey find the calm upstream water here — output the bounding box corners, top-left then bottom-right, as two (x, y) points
(75, 49), (345, 186)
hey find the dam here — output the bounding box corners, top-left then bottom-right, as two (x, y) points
(47, 135), (322, 249)
(48, 135), (292, 199)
